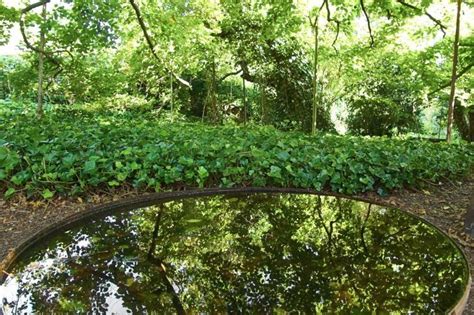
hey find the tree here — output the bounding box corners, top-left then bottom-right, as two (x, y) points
(446, 0), (462, 143)
(17, 0), (122, 114)
(36, 3), (46, 118)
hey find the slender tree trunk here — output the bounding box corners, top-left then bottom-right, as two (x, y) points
(211, 58), (217, 122)
(469, 110), (474, 142)
(201, 101), (206, 122)
(7, 76), (12, 96)
(170, 72), (174, 122)
(446, 0), (462, 143)
(204, 58), (218, 123)
(242, 76), (247, 124)
(311, 16), (319, 135)
(36, 3), (47, 118)
(260, 81), (266, 124)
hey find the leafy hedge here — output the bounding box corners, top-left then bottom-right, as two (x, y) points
(1, 103), (473, 199)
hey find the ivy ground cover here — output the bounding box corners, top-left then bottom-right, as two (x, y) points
(1, 103), (473, 199)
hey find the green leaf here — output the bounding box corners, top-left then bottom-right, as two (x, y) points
(198, 166), (209, 179)
(108, 180), (120, 187)
(4, 187), (16, 198)
(121, 148), (132, 156)
(116, 172), (128, 181)
(42, 189), (55, 199)
(269, 166), (282, 179)
(84, 160), (96, 173)
(277, 151), (290, 161)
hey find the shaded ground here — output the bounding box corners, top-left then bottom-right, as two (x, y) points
(1, 180), (473, 313)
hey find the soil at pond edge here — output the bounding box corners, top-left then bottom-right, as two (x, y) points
(1, 180), (473, 314)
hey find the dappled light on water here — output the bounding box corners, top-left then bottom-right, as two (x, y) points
(0, 194), (468, 313)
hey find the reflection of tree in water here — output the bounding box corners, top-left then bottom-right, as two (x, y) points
(2, 194), (468, 313)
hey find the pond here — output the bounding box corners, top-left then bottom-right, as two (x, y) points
(0, 193), (469, 314)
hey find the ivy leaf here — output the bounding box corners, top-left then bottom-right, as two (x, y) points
(84, 160), (96, 173)
(198, 166), (209, 179)
(4, 187), (16, 198)
(42, 189), (55, 199)
(269, 166), (282, 179)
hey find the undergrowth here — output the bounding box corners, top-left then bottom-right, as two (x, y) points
(1, 101), (473, 199)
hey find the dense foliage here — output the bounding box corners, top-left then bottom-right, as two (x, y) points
(1, 101), (472, 199)
(1, 0), (472, 136)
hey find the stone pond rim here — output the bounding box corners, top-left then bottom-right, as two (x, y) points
(0, 186), (471, 314)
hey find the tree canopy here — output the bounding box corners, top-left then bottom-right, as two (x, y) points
(0, 0), (471, 138)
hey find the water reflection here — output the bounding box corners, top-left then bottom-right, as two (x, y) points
(0, 194), (468, 313)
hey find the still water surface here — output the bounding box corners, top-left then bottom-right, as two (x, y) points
(0, 193), (468, 314)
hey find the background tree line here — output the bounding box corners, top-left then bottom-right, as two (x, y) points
(0, 0), (473, 141)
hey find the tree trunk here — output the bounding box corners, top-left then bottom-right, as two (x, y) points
(453, 100), (469, 141)
(242, 76), (247, 124)
(36, 3), (47, 118)
(260, 81), (266, 124)
(170, 72), (174, 122)
(201, 100), (207, 122)
(311, 16), (319, 135)
(211, 58), (217, 122)
(446, 0), (462, 143)
(469, 110), (474, 142)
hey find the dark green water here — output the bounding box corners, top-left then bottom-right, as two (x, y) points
(0, 194), (468, 314)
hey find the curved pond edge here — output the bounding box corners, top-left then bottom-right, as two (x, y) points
(0, 187), (471, 314)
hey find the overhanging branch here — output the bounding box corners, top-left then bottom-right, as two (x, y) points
(219, 69), (242, 82)
(20, 0), (50, 14)
(396, 0), (447, 36)
(323, 0), (341, 53)
(238, 60), (256, 83)
(19, 0), (61, 66)
(429, 62), (474, 96)
(128, 0), (191, 88)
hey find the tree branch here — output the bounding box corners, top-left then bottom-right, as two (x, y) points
(128, 0), (191, 88)
(429, 62), (474, 96)
(360, 0), (375, 48)
(396, 0), (447, 36)
(324, 0), (331, 21)
(332, 20), (340, 53)
(45, 65), (62, 90)
(20, 0), (50, 14)
(219, 69), (242, 82)
(128, 0), (159, 61)
(238, 60), (256, 83)
(323, 0), (340, 53)
(19, 0), (61, 66)
(308, 0), (327, 28)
